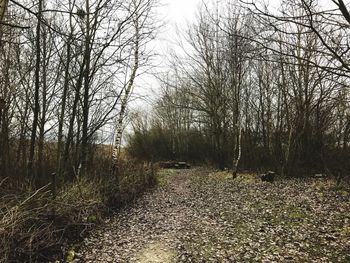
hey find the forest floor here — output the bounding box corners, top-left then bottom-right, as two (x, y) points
(72, 168), (350, 263)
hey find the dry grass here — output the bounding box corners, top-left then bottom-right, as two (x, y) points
(0, 160), (158, 262)
(0, 180), (54, 262)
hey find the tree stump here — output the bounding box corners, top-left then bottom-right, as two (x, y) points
(261, 171), (276, 183)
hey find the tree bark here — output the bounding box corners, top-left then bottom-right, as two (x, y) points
(57, 0), (73, 179)
(232, 124), (241, 179)
(38, 24), (48, 184)
(0, 0), (9, 25)
(112, 12), (140, 174)
(28, 0), (43, 180)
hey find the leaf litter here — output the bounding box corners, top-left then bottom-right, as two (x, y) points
(73, 168), (350, 262)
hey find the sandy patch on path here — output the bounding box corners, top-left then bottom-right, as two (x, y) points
(136, 242), (176, 263)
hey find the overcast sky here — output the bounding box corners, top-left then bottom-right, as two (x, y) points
(161, 0), (201, 25)
(132, 0), (202, 107)
(155, 0), (202, 63)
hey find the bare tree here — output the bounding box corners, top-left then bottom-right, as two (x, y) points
(28, 0), (43, 180)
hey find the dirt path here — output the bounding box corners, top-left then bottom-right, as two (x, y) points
(74, 168), (350, 263)
(75, 169), (198, 263)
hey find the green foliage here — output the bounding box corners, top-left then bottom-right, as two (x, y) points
(66, 247), (75, 262)
(288, 210), (306, 220)
(339, 226), (350, 237)
(158, 168), (177, 177)
(157, 169), (177, 186)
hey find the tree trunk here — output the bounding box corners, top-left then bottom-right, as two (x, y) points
(0, 0), (8, 47)
(232, 125), (241, 179)
(81, 0), (91, 174)
(38, 25), (48, 185)
(57, 2), (73, 179)
(64, 63), (85, 178)
(28, 0), (43, 180)
(112, 13), (140, 174)
(0, 57), (9, 176)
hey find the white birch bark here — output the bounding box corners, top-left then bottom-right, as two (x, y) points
(232, 120), (242, 178)
(112, 14), (140, 167)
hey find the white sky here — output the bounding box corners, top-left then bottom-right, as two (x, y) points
(154, 0), (203, 67)
(161, 0), (201, 25)
(131, 0), (202, 107)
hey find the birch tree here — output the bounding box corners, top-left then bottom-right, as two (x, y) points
(112, 0), (156, 174)
(112, 13), (139, 170)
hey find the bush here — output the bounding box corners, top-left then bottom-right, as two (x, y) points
(127, 127), (211, 163)
(103, 160), (158, 209)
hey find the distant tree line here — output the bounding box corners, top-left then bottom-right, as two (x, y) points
(127, 0), (350, 177)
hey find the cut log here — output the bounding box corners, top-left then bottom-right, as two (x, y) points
(314, 173), (327, 179)
(159, 161), (191, 169)
(178, 162), (190, 169)
(159, 161), (176, 169)
(261, 171), (276, 183)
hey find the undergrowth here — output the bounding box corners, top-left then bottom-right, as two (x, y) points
(0, 160), (157, 262)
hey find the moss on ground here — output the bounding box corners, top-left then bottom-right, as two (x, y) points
(157, 169), (177, 186)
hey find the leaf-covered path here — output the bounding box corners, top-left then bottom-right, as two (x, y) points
(74, 168), (350, 262)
